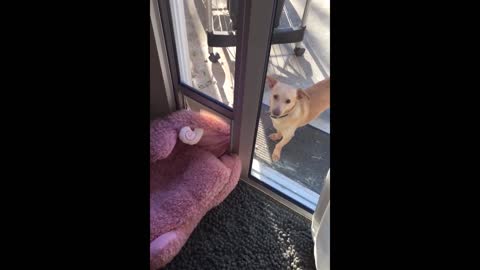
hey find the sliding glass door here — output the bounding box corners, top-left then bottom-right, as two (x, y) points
(152, 0), (330, 219)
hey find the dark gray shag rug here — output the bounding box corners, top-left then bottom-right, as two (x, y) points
(164, 181), (316, 270)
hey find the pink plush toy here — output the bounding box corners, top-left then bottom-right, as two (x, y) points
(150, 109), (241, 269)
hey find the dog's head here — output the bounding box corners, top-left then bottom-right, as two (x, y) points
(266, 75), (310, 118)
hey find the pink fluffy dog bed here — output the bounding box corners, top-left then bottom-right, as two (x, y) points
(150, 109), (241, 269)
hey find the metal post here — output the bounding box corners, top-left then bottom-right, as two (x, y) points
(207, 0), (213, 54)
(301, 0), (312, 27)
(295, 0), (312, 51)
(150, 0), (183, 110)
(231, 0), (275, 171)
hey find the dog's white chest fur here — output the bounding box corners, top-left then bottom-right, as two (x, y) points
(272, 116), (295, 132)
(271, 118), (284, 130)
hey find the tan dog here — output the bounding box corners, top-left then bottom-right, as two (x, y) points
(266, 75), (330, 161)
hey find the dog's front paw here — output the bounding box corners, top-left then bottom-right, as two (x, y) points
(269, 133), (282, 141)
(272, 150), (281, 162)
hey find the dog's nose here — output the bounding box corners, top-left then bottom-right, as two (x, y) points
(272, 108), (281, 116)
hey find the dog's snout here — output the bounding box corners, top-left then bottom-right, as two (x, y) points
(272, 108), (281, 116)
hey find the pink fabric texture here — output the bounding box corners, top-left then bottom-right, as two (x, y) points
(150, 110), (241, 269)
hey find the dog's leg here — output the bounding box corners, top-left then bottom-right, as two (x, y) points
(269, 132), (282, 141)
(272, 130), (294, 162)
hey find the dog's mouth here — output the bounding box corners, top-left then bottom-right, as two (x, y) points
(268, 111), (289, 119)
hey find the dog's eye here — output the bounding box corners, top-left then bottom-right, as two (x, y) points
(273, 95), (278, 100)
(286, 99), (291, 104)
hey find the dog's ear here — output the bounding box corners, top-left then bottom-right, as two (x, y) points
(297, 89), (311, 100)
(266, 75), (278, 89)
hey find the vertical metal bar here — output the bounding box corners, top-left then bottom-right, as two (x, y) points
(151, 0), (183, 109)
(207, 0), (213, 32)
(207, 0), (214, 54)
(301, 0), (312, 27)
(295, 0), (312, 48)
(230, 0), (276, 178)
